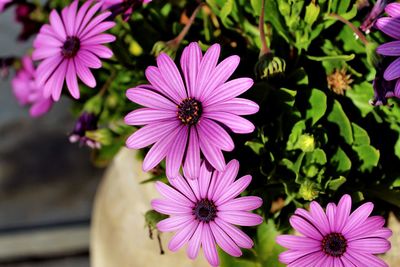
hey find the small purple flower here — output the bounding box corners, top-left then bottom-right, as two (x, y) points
(276, 194), (392, 266)
(32, 0), (116, 101)
(125, 42), (259, 179)
(100, 0), (151, 21)
(69, 112), (101, 149)
(370, 60), (398, 106)
(11, 56), (53, 117)
(360, 0), (391, 33)
(152, 160), (263, 267)
(15, 3), (41, 41)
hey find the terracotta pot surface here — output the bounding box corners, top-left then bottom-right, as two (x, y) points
(90, 148), (208, 267)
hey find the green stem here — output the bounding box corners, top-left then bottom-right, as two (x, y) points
(259, 0), (270, 57)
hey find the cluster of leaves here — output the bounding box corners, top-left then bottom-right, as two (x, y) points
(12, 0), (400, 265)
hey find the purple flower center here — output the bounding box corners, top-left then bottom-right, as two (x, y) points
(193, 199), (217, 222)
(322, 233), (347, 257)
(177, 98), (202, 125)
(62, 36), (81, 58)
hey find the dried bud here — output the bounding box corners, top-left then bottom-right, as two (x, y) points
(327, 68), (354, 95)
(255, 53), (286, 80)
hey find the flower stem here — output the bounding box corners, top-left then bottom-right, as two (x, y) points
(259, 0), (270, 57)
(169, 3), (204, 47)
(327, 13), (369, 45)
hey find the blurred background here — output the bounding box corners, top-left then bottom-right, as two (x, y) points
(0, 8), (103, 267)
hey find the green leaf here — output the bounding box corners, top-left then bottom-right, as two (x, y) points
(305, 2), (320, 26)
(346, 82), (374, 117)
(255, 220), (285, 267)
(353, 145), (380, 172)
(220, 0), (234, 27)
(327, 100), (354, 144)
(352, 123), (371, 146)
(331, 147), (352, 173)
(307, 54), (355, 61)
(327, 176), (347, 190)
(305, 89), (327, 126)
(245, 140), (264, 155)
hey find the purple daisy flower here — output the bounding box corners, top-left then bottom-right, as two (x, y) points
(12, 56), (53, 117)
(375, 3), (400, 93)
(32, 0), (116, 101)
(69, 112), (101, 149)
(152, 159), (263, 267)
(125, 42), (259, 179)
(276, 194), (392, 267)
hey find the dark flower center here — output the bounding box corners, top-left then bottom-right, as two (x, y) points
(62, 36), (81, 58)
(322, 233), (347, 257)
(193, 199), (217, 223)
(177, 98), (202, 125)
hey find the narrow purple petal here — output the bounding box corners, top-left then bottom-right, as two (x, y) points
(289, 215), (323, 240)
(217, 211), (263, 226)
(142, 126), (182, 171)
(218, 196), (263, 211)
(214, 217), (254, 248)
(198, 161), (213, 199)
(145, 66), (182, 104)
(279, 250), (318, 265)
(334, 194), (352, 232)
(126, 85), (176, 110)
(326, 203), (336, 233)
(202, 224), (220, 267)
(384, 57), (400, 80)
(81, 33), (116, 45)
(44, 59), (67, 101)
(200, 55), (240, 101)
(346, 251), (388, 267)
(157, 215), (194, 232)
(30, 99), (53, 117)
(197, 118), (234, 151)
(155, 181), (193, 206)
(345, 216), (385, 240)
(376, 41), (400, 56)
(32, 47), (61, 60)
(210, 221), (242, 257)
(80, 12), (113, 39)
(76, 50), (102, 68)
(196, 44), (221, 101)
(215, 175), (252, 206)
(186, 222), (203, 259)
(168, 220), (198, 252)
(73, 0), (93, 35)
(288, 251), (325, 267)
(166, 126), (188, 178)
(151, 199), (193, 215)
(342, 202), (374, 236)
(168, 174), (198, 202)
(157, 53), (187, 100)
(66, 60), (80, 99)
(386, 3), (400, 18)
(309, 201), (330, 235)
(83, 45), (113, 58)
(124, 108), (176, 126)
(203, 78), (254, 107)
(204, 111), (255, 134)
(348, 238), (391, 254)
(49, 10), (66, 40)
(376, 17), (400, 39)
(180, 42), (202, 99)
(75, 59), (96, 88)
(183, 129), (201, 180)
(76, 2), (102, 36)
(204, 98), (259, 116)
(198, 132), (226, 171)
(276, 235), (321, 250)
(126, 120), (179, 149)
(210, 159), (239, 201)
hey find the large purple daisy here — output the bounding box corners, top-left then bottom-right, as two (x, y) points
(125, 42), (259, 179)
(152, 159), (263, 266)
(276, 194), (392, 266)
(32, 0), (116, 101)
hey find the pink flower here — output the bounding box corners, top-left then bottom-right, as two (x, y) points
(32, 0), (116, 101)
(12, 56), (53, 117)
(125, 42), (259, 179)
(152, 160), (263, 267)
(0, 0), (12, 12)
(276, 194), (392, 266)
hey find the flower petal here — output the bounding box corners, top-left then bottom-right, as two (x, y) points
(155, 181), (193, 206)
(342, 202), (374, 236)
(49, 10), (66, 40)
(145, 66), (182, 104)
(166, 126), (188, 178)
(348, 238), (391, 254)
(75, 58), (96, 88)
(168, 220), (198, 252)
(334, 194), (352, 232)
(215, 175), (252, 206)
(151, 199), (193, 216)
(386, 3), (400, 18)
(210, 159), (239, 201)
(186, 222), (203, 259)
(198, 132), (226, 171)
(168, 174), (197, 202)
(197, 118), (234, 151)
(217, 211), (263, 226)
(376, 17), (400, 39)
(157, 215), (194, 232)
(157, 53), (187, 100)
(276, 235), (321, 250)
(124, 108), (176, 126)
(345, 216), (385, 240)
(198, 161), (213, 199)
(210, 221), (242, 257)
(218, 196), (262, 212)
(384, 57), (400, 80)
(180, 42), (202, 98)
(66, 60), (80, 99)
(204, 111), (255, 134)
(376, 41), (400, 56)
(290, 215), (323, 240)
(201, 224), (220, 267)
(196, 44), (220, 100)
(214, 217), (254, 249)
(204, 98), (259, 115)
(183, 129), (201, 180)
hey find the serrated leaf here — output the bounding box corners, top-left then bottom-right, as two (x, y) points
(327, 100), (354, 144)
(331, 147), (352, 173)
(255, 220), (285, 266)
(305, 2), (320, 26)
(352, 123), (371, 146)
(353, 145), (380, 172)
(346, 82), (374, 117)
(305, 89), (327, 126)
(246, 140), (264, 155)
(328, 176), (347, 190)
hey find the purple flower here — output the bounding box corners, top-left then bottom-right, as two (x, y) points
(69, 112), (101, 149)
(370, 60), (398, 106)
(100, 0), (151, 21)
(276, 194), (392, 266)
(360, 0), (391, 33)
(0, 0), (12, 12)
(15, 3), (41, 41)
(125, 42), (259, 179)
(152, 160), (263, 267)
(11, 56), (53, 117)
(32, 0), (116, 101)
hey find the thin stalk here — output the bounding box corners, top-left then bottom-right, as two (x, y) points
(259, 0), (270, 57)
(328, 13), (369, 45)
